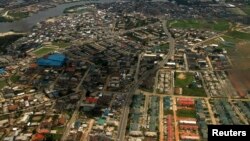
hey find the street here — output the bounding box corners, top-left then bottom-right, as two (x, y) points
(61, 68), (90, 141)
(116, 19), (176, 141)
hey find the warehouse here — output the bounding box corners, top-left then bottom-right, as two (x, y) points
(37, 53), (66, 67)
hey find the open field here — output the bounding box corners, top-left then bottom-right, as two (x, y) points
(0, 11), (29, 22)
(0, 34), (24, 53)
(0, 80), (7, 89)
(227, 31), (250, 40)
(228, 7), (247, 16)
(0, 16), (13, 22)
(175, 72), (206, 97)
(64, 5), (93, 13)
(240, 5), (250, 15)
(177, 109), (196, 118)
(52, 41), (71, 48)
(168, 19), (230, 31)
(8, 12), (29, 20)
(31, 116), (43, 122)
(152, 43), (169, 52)
(228, 41), (250, 98)
(10, 75), (20, 83)
(33, 47), (56, 56)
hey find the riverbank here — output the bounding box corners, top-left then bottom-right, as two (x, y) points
(0, 0), (115, 32)
(0, 32), (25, 37)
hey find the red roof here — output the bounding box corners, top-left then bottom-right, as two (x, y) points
(8, 105), (18, 111)
(177, 98), (195, 106)
(30, 63), (38, 68)
(58, 116), (66, 125)
(179, 124), (199, 130)
(166, 115), (173, 141)
(65, 67), (75, 72)
(32, 133), (45, 141)
(86, 97), (98, 103)
(38, 129), (50, 134)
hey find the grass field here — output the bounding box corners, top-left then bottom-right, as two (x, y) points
(8, 12), (29, 20)
(51, 126), (64, 133)
(153, 43), (169, 52)
(0, 80), (6, 89)
(227, 31), (250, 40)
(168, 19), (230, 31)
(175, 72), (206, 97)
(228, 7), (247, 16)
(0, 16), (13, 22)
(52, 41), (70, 48)
(177, 109), (196, 118)
(241, 5), (250, 15)
(164, 109), (173, 115)
(10, 75), (20, 83)
(45, 134), (62, 141)
(33, 47), (56, 56)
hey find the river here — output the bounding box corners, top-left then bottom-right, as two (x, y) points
(0, 0), (115, 32)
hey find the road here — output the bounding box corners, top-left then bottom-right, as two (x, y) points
(159, 96), (164, 141)
(205, 98), (217, 124)
(81, 119), (95, 141)
(191, 31), (227, 48)
(229, 100), (248, 124)
(61, 67), (90, 141)
(134, 53), (142, 82)
(153, 70), (159, 94)
(142, 94), (149, 127)
(172, 96), (179, 141)
(116, 19), (175, 141)
(183, 53), (189, 71)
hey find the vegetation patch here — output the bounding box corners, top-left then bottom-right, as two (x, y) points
(52, 41), (70, 48)
(168, 19), (230, 31)
(152, 43), (169, 53)
(33, 47), (56, 56)
(51, 126), (64, 133)
(164, 109), (173, 115)
(64, 5), (92, 13)
(175, 72), (206, 97)
(228, 7), (247, 16)
(0, 34), (24, 53)
(177, 109), (196, 118)
(10, 75), (20, 83)
(227, 31), (250, 40)
(0, 16), (13, 22)
(240, 5), (250, 15)
(8, 12), (29, 20)
(0, 12), (29, 22)
(45, 134), (62, 141)
(0, 80), (7, 89)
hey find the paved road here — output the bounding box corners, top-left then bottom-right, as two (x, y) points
(61, 68), (90, 141)
(116, 19), (176, 141)
(205, 98), (217, 124)
(172, 96), (179, 141)
(134, 53), (142, 82)
(159, 96), (164, 141)
(81, 119), (95, 141)
(229, 100), (248, 124)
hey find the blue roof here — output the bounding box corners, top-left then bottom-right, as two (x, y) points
(37, 53), (66, 67)
(47, 53), (66, 62)
(0, 68), (5, 74)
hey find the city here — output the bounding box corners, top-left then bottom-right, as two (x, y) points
(0, 0), (250, 141)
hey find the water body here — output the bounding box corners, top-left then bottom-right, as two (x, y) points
(0, 0), (115, 32)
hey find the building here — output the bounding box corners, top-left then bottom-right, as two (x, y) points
(177, 98), (195, 107)
(37, 53), (66, 67)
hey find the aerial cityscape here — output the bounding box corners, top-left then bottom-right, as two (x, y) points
(0, 0), (250, 141)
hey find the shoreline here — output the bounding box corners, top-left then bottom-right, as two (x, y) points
(0, 32), (26, 37)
